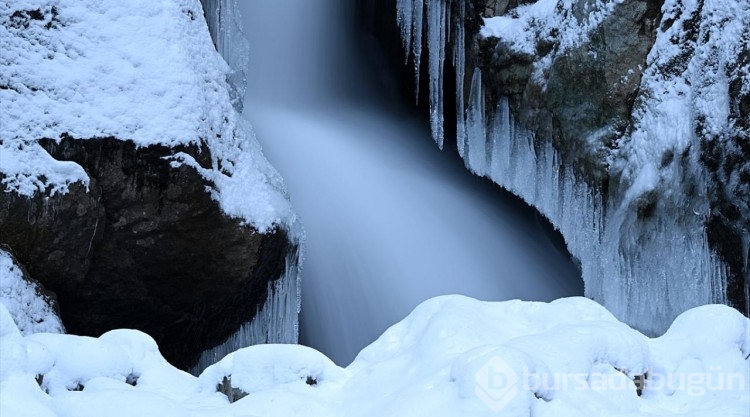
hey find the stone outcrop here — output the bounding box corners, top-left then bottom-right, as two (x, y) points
(474, 0), (662, 184)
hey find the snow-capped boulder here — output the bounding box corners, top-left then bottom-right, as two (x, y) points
(0, 0), (299, 369)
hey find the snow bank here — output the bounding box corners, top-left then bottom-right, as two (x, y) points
(0, 249), (63, 335)
(1, 296), (747, 416)
(0, 0), (295, 231)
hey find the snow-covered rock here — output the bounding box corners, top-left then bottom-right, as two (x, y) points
(0, 0), (301, 369)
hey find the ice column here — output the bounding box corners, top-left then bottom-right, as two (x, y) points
(397, 0), (449, 146)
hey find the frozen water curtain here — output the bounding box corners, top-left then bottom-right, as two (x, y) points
(395, 0), (737, 333)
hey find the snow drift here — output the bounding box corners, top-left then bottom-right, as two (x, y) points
(1, 296), (747, 416)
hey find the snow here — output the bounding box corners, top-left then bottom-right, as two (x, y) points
(1, 296), (748, 416)
(0, 0), (296, 232)
(480, 0), (625, 56)
(0, 249), (63, 335)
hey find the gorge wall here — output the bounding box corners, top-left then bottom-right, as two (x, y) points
(370, 0), (748, 332)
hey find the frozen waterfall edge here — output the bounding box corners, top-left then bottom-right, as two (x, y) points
(395, 0), (742, 334)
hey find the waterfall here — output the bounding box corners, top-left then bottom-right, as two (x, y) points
(235, 0), (582, 365)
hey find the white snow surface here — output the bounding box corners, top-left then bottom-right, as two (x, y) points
(0, 0), (294, 231)
(1, 296), (748, 416)
(0, 249), (63, 335)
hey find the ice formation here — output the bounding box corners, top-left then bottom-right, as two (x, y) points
(395, 0), (742, 333)
(0, 249), (63, 335)
(200, 0), (249, 112)
(191, 248), (302, 374)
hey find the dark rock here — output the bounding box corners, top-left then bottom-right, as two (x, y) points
(0, 136), (291, 369)
(217, 376), (249, 403)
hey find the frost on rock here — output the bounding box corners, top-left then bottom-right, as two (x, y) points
(0, 249), (63, 335)
(396, 0), (748, 333)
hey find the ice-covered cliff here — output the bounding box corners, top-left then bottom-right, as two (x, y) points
(0, 0), (301, 369)
(395, 0), (749, 333)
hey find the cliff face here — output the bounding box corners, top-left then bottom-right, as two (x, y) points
(0, 0), (299, 369)
(391, 0), (749, 331)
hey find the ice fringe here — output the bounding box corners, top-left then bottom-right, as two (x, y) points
(201, 0), (250, 112)
(191, 247), (302, 374)
(190, 0), (304, 374)
(396, 0), (729, 334)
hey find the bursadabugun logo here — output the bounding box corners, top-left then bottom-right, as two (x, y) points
(474, 355), (747, 413)
(474, 356), (521, 412)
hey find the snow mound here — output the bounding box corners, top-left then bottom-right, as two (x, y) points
(199, 344), (347, 395)
(0, 249), (63, 335)
(0, 0), (294, 231)
(1, 295), (748, 416)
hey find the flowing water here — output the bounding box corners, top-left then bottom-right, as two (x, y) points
(237, 0), (583, 366)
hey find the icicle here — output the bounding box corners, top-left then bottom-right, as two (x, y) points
(454, 1), (467, 158)
(190, 247), (302, 375)
(412, 0), (424, 102)
(466, 69), (487, 175)
(427, 0), (447, 149)
(396, 0), (413, 62)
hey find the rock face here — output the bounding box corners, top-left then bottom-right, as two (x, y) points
(477, 0), (662, 183)
(469, 0), (748, 313)
(385, 0), (749, 329)
(0, 138), (290, 369)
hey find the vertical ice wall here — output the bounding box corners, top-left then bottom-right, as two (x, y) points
(191, 248), (302, 374)
(396, 0), (730, 334)
(200, 0), (250, 112)
(191, 0), (303, 374)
